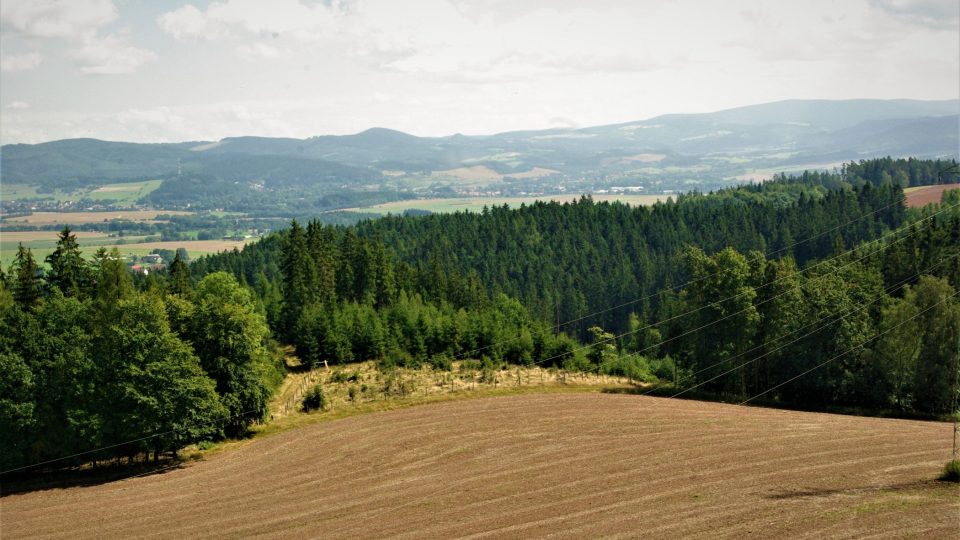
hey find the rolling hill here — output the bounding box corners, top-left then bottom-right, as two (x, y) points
(2, 99), (957, 212)
(3, 393), (956, 539)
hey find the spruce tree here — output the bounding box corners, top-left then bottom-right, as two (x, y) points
(280, 220), (317, 340)
(11, 244), (43, 308)
(45, 226), (90, 297)
(168, 252), (193, 298)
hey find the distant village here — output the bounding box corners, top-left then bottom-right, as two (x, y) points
(128, 253), (166, 275)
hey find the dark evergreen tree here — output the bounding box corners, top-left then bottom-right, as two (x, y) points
(10, 244), (43, 308)
(168, 252), (193, 298)
(45, 226), (90, 298)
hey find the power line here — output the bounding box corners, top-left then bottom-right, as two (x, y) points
(665, 257), (955, 400)
(615, 253), (958, 398)
(738, 291), (959, 406)
(1, 408), (265, 475)
(527, 203), (957, 371)
(5, 201), (953, 476)
(448, 195), (906, 362)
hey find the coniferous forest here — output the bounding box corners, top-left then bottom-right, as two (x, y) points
(2, 157), (958, 473)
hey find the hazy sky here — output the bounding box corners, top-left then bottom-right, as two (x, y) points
(1, 0), (958, 144)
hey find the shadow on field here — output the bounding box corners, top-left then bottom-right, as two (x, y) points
(0, 461), (189, 497)
(764, 479), (945, 500)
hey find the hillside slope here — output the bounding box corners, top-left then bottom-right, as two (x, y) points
(4, 393), (956, 539)
(3, 100), (957, 190)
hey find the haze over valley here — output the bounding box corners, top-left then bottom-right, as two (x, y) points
(2, 1), (959, 538)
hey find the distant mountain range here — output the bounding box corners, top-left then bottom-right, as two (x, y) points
(2, 99), (958, 193)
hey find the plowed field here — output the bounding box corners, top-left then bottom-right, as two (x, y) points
(905, 183), (960, 208)
(3, 394), (957, 539)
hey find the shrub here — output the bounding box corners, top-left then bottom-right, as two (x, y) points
(429, 353), (453, 371)
(480, 368), (497, 384)
(197, 440), (215, 451)
(562, 355), (594, 374)
(941, 459), (960, 482)
(602, 354), (653, 382)
(651, 355), (677, 382)
(381, 370), (416, 396)
(329, 369), (360, 384)
(460, 359), (481, 372)
(302, 384), (327, 412)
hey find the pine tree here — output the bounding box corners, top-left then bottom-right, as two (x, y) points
(280, 220), (318, 340)
(168, 252), (193, 298)
(93, 248), (134, 322)
(45, 226), (90, 298)
(11, 244), (43, 308)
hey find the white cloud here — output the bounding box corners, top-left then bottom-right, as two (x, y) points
(3, 0), (958, 144)
(5, 100), (31, 109)
(155, 0), (669, 79)
(73, 33), (157, 75)
(158, 0), (343, 42)
(869, 0), (960, 29)
(1, 0), (155, 75)
(236, 43), (286, 61)
(1, 52), (43, 72)
(0, 0), (117, 39)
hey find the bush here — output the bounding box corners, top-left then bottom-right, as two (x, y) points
(602, 354), (653, 382)
(651, 355), (677, 382)
(302, 384), (327, 412)
(941, 459), (960, 482)
(381, 369), (415, 396)
(562, 355), (594, 374)
(329, 369), (360, 384)
(197, 440), (215, 451)
(429, 353), (453, 371)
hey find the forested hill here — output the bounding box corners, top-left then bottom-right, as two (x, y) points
(3, 157), (959, 472)
(195, 170), (907, 339)
(187, 156), (959, 418)
(355, 183), (902, 334)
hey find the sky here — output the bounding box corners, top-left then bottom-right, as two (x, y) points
(1, 0), (958, 144)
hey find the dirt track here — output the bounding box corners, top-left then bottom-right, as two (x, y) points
(3, 394), (957, 539)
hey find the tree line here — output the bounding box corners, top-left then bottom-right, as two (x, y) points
(0, 233), (283, 472)
(191, 158), (957, 414)
(3, 157), (957, 473)
(653, 208), (959, 413)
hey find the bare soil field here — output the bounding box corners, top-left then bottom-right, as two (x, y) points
(904, 183), (960, 208)
(102, 239), (253, 254)
(3, 210), (193, 225)
(347, 194), (668, 215)
(4, 393), (956, 539)
(431, 165), (504, 181)
(0, 231), (112, 242)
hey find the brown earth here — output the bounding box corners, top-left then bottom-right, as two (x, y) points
(3, 210), (193, 225)
(3, 393), (957, 539)
(905, 183), (960, 208)
(0, 231), (112, 241)
(101, 239), (253, 253)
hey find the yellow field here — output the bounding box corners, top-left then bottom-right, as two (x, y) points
(1, 231), (114, 242)
(506, 167), (560, 178)
(728, 161), (847, 182)
(623, 153), (666, 162)
(346, 194), (669, 215)
(0, 231), (150, 267)
(101, 239), (255, 256)
(3, 210), (193, 225)
(0, 234), (254, 268)
(430, 166), (560, 182)
(430, 165), (503, 181)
